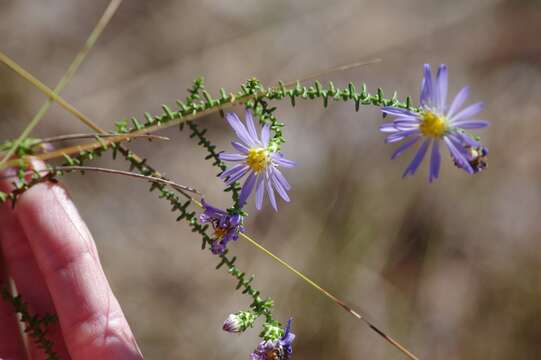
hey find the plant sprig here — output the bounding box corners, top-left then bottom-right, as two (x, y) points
(1, 287), (59, 360)
(0, 73), (416, 170)
(0, 54), (421, 359)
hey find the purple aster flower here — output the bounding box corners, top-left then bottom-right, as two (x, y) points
(380, 64), (489, 181)
(250, 319), (295, 360)
(219, 110), (295, 211)
(199, 199), (244, 254)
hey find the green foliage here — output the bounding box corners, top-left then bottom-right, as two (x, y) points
(0, 137), (41, 157)
(232, 310), (258, 332)
(1, 287), (59, 360)
(180, 79), (243, 213)
(261, 320), (285, 341)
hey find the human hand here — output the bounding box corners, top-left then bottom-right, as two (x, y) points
(0, 161), (143, 360)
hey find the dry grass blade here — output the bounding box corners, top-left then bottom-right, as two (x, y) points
(0, 0), (123, 168)
(284, 57), (382, 87)
(1, 165), (199, 195)
(1, 133), (164, 168)
(38, 133), (169, 144)
(0, 51), (100, 134)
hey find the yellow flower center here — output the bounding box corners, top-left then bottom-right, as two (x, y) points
(265, 349), (281, 360)
(246, 147), (269, 173)
(214, 227), (228, 240)
(419, 111), (448, 138)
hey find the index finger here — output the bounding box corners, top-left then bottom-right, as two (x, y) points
(11, 163), (143, 360)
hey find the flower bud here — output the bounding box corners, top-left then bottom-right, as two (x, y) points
(223, 313), (243, 333)
(222, 311), (256, 333)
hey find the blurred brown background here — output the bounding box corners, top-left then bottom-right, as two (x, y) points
(1, 0), (541, 358)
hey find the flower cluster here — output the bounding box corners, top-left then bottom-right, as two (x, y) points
(202, 63), (489, 359)
(380, 64), (489, 181)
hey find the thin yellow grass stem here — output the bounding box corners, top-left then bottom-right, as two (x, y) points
(283, 58), (381, 87)
(239, 232), (419, 360)
(0, 0), (123, 168)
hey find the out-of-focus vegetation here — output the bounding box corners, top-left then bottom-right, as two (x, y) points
(1, 0), (540, 358)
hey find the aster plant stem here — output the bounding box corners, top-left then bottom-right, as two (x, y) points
(0, 73), (417, 170)
(0, 57), (490, 359)
(0, 72), (423, 357)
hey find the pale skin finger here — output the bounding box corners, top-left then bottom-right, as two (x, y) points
(0, 177), (71, 359)
(11, 162), (143, 359)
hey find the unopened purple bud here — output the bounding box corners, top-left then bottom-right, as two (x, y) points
(222, 311), (256, 333)
(223, 313), (242, 333)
